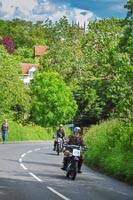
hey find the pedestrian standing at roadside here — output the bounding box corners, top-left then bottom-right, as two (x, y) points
(1, 119), (9, 144)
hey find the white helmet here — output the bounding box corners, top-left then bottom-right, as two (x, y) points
(74, 127), (81, 133)
(59, 124), (63, 128)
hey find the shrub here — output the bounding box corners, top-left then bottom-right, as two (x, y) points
(84, 119), (133, 184)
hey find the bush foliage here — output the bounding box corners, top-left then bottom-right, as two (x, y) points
(84, 119), (133, 184)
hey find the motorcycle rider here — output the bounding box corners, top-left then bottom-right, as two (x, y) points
(61, 126), (85, 173)
(53, 124), (66, 151)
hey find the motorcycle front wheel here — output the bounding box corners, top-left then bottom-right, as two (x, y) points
(66, 161), (78, 180)
(57, 144), (60, 155)
(71, 161), (78, 180)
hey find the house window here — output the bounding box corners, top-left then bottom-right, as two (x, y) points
(29, 71), (34, 77)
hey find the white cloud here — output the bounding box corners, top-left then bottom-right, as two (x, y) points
(0, 0), (96, 27)
(0, 0), (37, 20)
(1, 0), (36, 12)
(32, 0), (58, 15)
(72, 8), (94, 26)
(2, 0), (36, 9)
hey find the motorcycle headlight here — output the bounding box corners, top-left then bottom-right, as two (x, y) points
(64, 150), (71, 156)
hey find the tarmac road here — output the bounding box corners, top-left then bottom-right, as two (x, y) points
(0, 141), (132, 200)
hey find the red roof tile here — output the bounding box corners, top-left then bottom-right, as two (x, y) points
(20, 63), (39, 75)
(35, 46), (48, 56)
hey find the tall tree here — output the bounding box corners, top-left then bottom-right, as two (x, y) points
(30, 72), (77, 127)
(40, 17), (85, 86)
(124, 0), (133, 21)
(81, 18), (133, 123)
(119, 0), (133, 63)
(0, 45), (30, 121)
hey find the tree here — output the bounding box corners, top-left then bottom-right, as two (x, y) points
(15, 47), (35, 63)
(124, 0), (133, 21)
(0, 36), (15, 54)
(119, 0), (133, 63)
(0, 20), (9, 38)
(41, 17), (132, 125)
(40, 17), (85, 87)
(68, 17), (133, 124)
(30, 72), (77, 127)
(0, 45), (30, 121)
(81, 18), (133, 123)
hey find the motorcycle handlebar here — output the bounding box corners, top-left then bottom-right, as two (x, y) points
(63, 144), (88, 151)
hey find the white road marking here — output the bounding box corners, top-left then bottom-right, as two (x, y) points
(20, 163), (27, 170)
(27, 150), (32, 153)
(21, 153), (26, 157)
(47, 187), (71, 200)
(29, 172), (43, 182)
(19, 146), (71, 200)
(34, 148), (41, 151)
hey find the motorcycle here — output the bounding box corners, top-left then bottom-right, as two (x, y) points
(55, 137), (67, 155)
(64, 144), (88, 180)
(56, 137), (63, 155)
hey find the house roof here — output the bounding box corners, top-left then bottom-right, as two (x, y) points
(35, 46), (48, 56)
(20, 63), (39, 75)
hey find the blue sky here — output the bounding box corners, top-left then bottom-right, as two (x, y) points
(0, 0), (128, 27)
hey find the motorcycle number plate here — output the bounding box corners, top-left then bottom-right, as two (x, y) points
(73, 149), (80, 157)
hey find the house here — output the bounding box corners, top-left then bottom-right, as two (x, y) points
(20, 63), (39, 86)
(34, 46), (48, 61)
(21, 46), (48, 85)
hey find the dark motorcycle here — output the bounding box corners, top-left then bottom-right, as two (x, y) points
(64, 144), (87, 180)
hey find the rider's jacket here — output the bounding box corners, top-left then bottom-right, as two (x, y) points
(67, 135), (84, 146)
(55, 129), (65, 138)
(64, 134), (85, 158)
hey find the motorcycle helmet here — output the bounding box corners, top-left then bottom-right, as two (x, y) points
(73, 127), (81, 133)
(59, 124), (63, 128)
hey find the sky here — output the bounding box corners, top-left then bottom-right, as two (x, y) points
(0, 0), (128, 27)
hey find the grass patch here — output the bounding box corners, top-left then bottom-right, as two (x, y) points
(0, 121), (53, 142)
(0, 120), (71, 142)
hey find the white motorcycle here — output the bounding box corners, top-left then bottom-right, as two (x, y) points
(56, 137), (67, 155)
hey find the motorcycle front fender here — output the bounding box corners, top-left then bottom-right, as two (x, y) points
(74, 156), (79, 161)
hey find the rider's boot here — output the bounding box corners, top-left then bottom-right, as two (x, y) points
(78, 160), (82, 173)
(53, 141), (56, 151)
(78, 168), (82, 173)
(61, 157), (67, 170)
